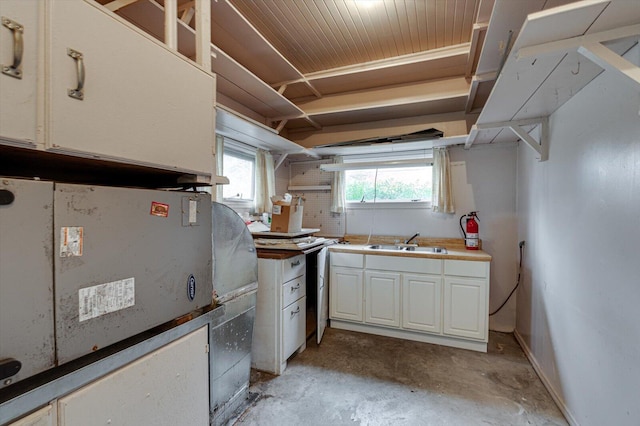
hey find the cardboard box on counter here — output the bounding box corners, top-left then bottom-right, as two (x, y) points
(270, 196), (303, 233)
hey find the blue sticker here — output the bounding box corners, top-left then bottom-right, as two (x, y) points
(187, 274), (196, 301)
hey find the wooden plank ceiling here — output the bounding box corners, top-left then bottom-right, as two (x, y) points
(231, 0), (479, 74)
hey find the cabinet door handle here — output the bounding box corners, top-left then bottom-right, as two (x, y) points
(290, 307), (300, 317)
(1, 17), (24, 79)
(291, 260), (301, 266)
(67, 48), (85, 100)
(290, 283), (300, 292)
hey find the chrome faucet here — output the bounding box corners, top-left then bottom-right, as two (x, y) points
(404, 232), (420, 244)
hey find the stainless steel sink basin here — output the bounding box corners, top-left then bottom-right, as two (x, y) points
(366, 245), (447, 254)
(410, 246), (448, 254)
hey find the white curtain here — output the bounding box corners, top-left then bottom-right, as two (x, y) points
(431, 147), (455, 213)
(255, 149), (275, 213)
(330, 156), (346, 213)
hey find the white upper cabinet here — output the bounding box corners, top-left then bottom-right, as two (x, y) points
(0, 1), (39, 146)
(1, 1), (216, 180)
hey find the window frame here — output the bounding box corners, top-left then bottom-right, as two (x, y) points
(220, 139), (257, 210)
(342, 152), (433, 209)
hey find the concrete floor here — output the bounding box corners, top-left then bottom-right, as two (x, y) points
(233, 328), (567, 426)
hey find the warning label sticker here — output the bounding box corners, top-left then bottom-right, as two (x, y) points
(150, 201), (170, 217)
(78, 277), (135, 322)
(60, 227), (84, 257)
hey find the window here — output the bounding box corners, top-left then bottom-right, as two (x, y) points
(345, 165), (432, 203)
(338, 151), (433, 206)
(222, 147), (255, 202)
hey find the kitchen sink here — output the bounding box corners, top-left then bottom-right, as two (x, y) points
(410, 246), (448, 254)
(366, 245), (447, 254)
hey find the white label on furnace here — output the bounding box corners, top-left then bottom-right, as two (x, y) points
(78, 278), (135, 322)
(189, 200), (198, 224)
(60, 227), (84, 257)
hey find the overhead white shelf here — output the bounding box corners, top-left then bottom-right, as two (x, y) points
(468, 0), (640, 156)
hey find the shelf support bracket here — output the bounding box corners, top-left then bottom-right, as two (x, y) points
(508, 119), (548, 162)
(467, 117), (548, 161)
(274, 153), (288, 171)
(275, 119), (288, 133)
(104, 0), (140, 12)
(578, 42), (640, 91)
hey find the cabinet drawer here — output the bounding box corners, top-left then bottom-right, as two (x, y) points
(366, 255), (442, 275)
(444, 260), (488, 278)
(282, 275), (306, 307)
(330, 252), (364, 268)
(282, 297), (306, 360)
(283, 254), (305, 282)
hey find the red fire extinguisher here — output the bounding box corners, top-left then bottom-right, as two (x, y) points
(459, 211), (480, 250)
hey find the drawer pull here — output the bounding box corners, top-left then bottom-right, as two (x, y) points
(291, 260), (301, 267)
(290, 307), (300, 317)
(67, 48), (85, 100)
(1, 17), (24, 79)
(290, 283), (300, 292)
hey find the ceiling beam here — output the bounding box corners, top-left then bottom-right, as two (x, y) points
(294, 77), (469, 117)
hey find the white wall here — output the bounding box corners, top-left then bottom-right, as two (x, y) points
(515, 46), (640, 425)
(313, 143), (520, 331)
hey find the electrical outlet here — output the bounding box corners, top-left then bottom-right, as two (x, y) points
(519, 240), (526, 248)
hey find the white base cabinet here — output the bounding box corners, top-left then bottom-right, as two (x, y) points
(8, 326), (209, 426)
(329, 251), (490, 352)
(402, 273), (442, 333)
(365, 271), (400, 327)
(253, 254), (306, 375)
(0, 0), (215, 179)
(330, 265), (364, 322)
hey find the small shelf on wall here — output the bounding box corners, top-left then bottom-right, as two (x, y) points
(213, 176), (230, 185)
(287, 185), (331, 191)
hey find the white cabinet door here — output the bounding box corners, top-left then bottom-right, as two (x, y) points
(330, 266), (363, 322)
(0, 1), (39, 146)
(46, 0), (215, 176)
(402, 274), (442, 333)
(365, 271), (400, 327)
(443, 277), (487, 340)
(58, 326), (209, 426)
(317, 247), (329, 344)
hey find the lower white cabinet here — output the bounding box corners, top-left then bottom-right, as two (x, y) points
(329, 251), (490, 352)
(51, 326), (208, 426)
(365, 271), (400, 327)
(443, 277), (487, 340)
(330, 266), (364, 322)
(253, 254), (306, 375)
(402, 273), (442, 333)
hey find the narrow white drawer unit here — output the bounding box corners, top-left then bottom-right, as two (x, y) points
(253, 254), (307, 375)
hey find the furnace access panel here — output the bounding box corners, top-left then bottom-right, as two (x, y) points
(0, 179), (213, 387)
